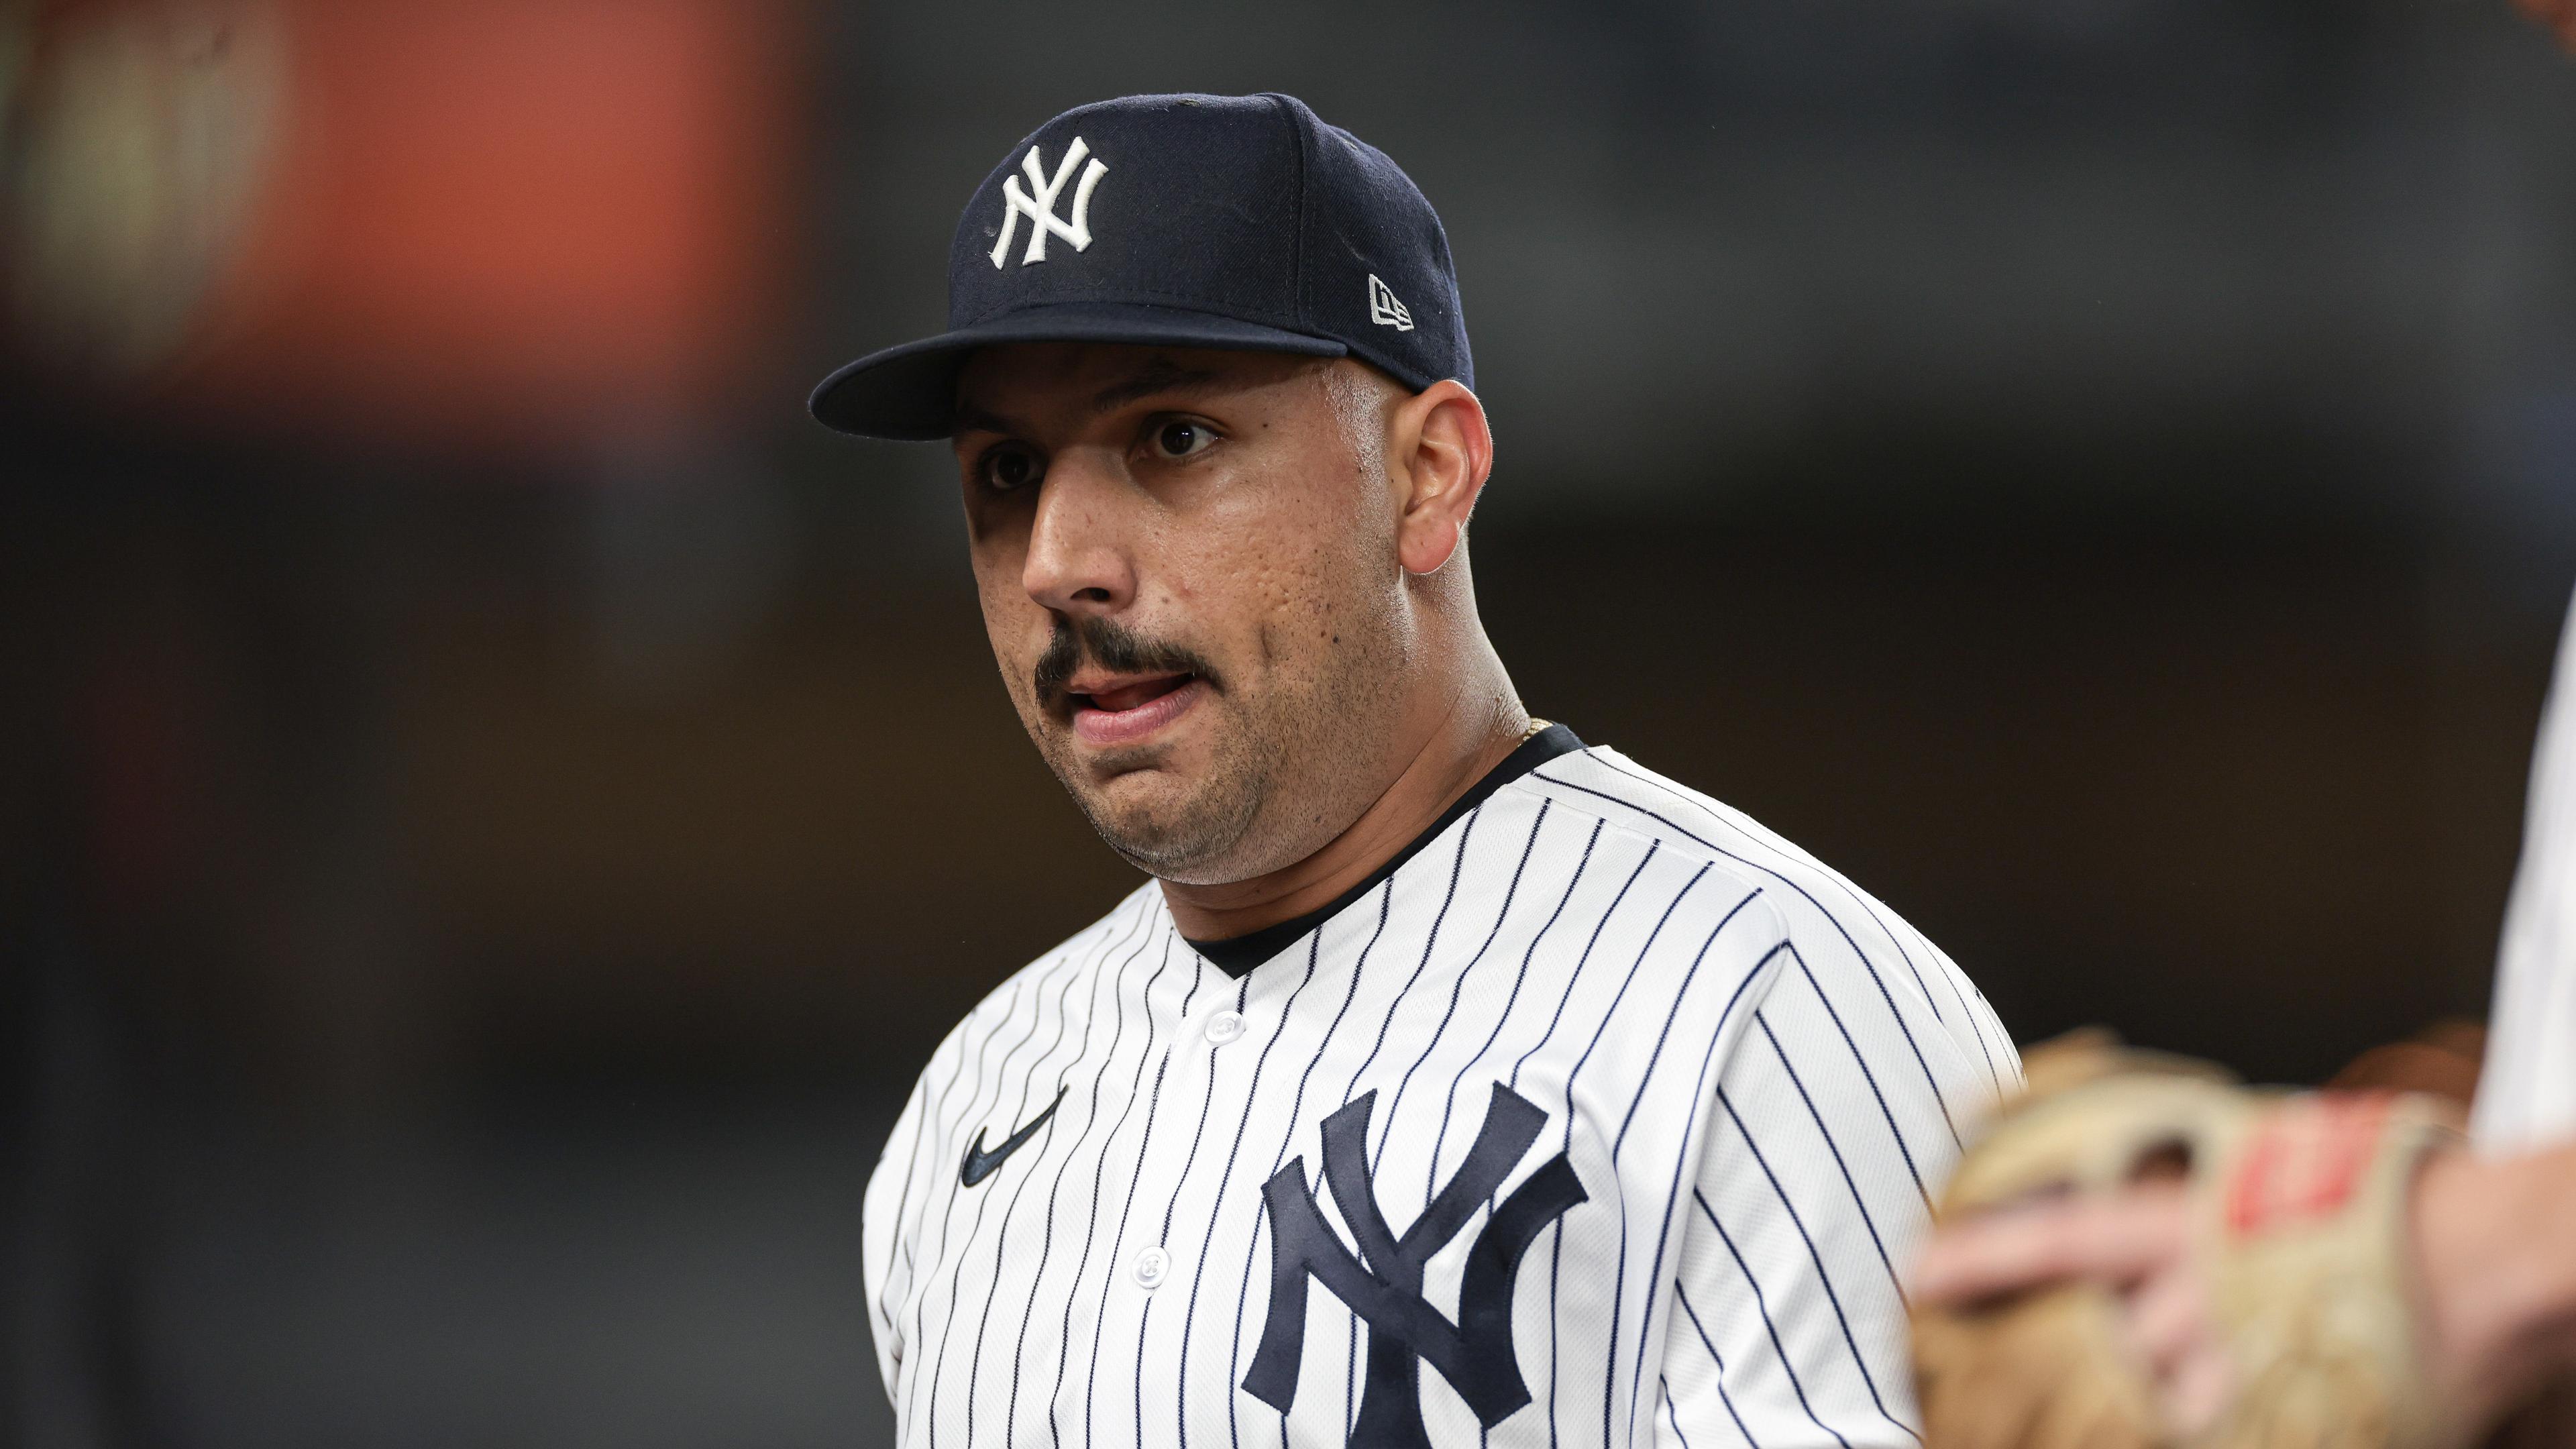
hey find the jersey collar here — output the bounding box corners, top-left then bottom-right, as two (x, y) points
(1182, 724), (1586, 977)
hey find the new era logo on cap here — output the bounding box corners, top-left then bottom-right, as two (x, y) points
(809, 93), (1472, 441)
(1368, 274), (1413, 331)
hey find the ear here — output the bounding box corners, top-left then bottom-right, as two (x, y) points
(1390, 380), (1493, 576)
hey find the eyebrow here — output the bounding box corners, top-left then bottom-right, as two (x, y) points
(1088, 360), (1224, 415)
(950, 358), (1229, 441)
(951, 402), (1017, 438)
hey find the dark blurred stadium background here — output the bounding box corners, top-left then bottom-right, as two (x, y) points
(7, 0), (2576, 1444)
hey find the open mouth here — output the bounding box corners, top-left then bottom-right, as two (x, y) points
(1075, 674), (1190, 713)
(1067, 671), (1205, 748)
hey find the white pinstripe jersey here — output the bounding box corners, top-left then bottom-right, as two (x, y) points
(864, 728), (2020, 1449)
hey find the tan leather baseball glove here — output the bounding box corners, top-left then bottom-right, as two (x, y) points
(1913, 1033), (2466, 1449)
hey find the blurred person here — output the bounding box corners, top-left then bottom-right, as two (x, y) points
(810, 94), (2017, 1449)
(1902, 12), (2576, 1445)
(1909, 587), (2576, 1448)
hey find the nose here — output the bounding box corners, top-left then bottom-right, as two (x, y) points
(1020, 450), (1138, 617)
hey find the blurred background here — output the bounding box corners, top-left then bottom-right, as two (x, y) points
(5, 0), (2576, 1443)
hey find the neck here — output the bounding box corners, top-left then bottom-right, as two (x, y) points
(1159, 661), (1529, 943)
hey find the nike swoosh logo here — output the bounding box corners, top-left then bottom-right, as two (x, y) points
(960, 1087), (1067, 1187)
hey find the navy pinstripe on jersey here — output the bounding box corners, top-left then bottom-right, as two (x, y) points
(862, 731), (2019, 1449)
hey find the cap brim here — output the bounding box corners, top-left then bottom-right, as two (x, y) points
(809, 301), (1350, 441)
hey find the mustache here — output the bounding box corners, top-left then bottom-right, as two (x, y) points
(1034, 616), (1222, 708)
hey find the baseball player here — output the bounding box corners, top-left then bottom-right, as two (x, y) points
(812, 93), (2017, 1449)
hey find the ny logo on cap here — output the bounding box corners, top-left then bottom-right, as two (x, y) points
(991, 137), (1108, 269)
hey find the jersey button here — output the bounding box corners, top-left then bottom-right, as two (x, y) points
(1132, 1246), (1171, 1289)
(1205, 1010), (1246, 1045)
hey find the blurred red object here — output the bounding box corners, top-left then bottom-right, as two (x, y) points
(2516, 0), (2576, 50)
(4, 0), (796, 445)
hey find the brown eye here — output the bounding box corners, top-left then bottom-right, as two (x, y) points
(1150, 419), (1216, 460)
(980, 445), (1042, 492)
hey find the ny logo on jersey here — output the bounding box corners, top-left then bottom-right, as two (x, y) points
(989, 136), (1108, 269)
(1242, 1083), (1587, 1449)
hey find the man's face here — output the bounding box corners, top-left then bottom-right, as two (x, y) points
(952, 343), (1407, 885)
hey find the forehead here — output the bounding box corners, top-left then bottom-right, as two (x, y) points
(953, 343), (1324, 431)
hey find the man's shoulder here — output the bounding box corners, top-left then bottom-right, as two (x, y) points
(1012, 878), (1167, 989)
(908, 881), (1167, 1087)
(1509, 745), (2007, 1058)
(1505, 745), (1883, 929)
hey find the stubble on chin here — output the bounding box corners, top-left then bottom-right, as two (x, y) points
(1010, 548), (1409, 885)
(1042, 643), (1398, 887)
(1042, 703), (1279, 882)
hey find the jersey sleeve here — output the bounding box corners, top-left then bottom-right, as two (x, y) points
(1654, 940), (1949, 1449)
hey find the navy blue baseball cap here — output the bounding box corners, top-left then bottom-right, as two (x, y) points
(809, 92), (1472, 441)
